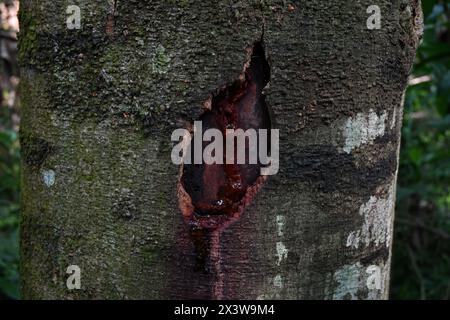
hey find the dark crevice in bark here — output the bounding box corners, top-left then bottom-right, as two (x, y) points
(20, 135), (55, 168)
(282, 145), (398, 195)
(359, 246), (390, 266)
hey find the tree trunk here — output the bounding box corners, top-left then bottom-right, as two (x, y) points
(19, 0), (422, 299)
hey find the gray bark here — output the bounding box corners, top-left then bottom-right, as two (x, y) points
(19, 0), (422, 299)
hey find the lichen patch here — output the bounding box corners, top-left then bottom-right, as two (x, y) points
(342, 110), (387, 153)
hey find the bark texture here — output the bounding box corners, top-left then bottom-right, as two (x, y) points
(19, 0), (422, 299)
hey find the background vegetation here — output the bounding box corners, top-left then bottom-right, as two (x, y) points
(0, 0), (448, 300)
(0, 0), (19, 300)
(391, 0), (450, 300)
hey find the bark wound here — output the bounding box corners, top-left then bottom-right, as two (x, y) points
(177, 41), (271, 293)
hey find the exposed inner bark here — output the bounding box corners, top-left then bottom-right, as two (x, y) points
(178, 41), (271, 231)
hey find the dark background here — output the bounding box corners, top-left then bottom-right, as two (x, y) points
(0, 0), (448, 299)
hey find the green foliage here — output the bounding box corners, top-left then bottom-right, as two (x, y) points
(0, 0), (20, 300)
(391, 0), (450, 300)
(0, 129), (20, 300)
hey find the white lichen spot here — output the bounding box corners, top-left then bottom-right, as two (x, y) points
(273, 274), (283, 288)
(333, 263), (363, 300)
(346, 230), (361, 249)
(276, 215), (285, 237)
(42, 169), (55, 187)
(359, 189), (394, 248)
(367, 262), (390, 299)
(333, 263), (386, 300)
(276, 241), (288, 266)
(267, 215), (288, 296)
(346, 185), (395, 249)
(366, 265), (382, 290)
(342, 110), (387, 153)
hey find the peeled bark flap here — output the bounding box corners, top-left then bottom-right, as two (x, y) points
(19, 0), (420, 299)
